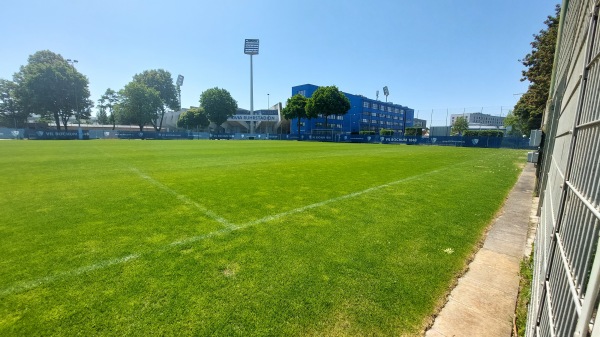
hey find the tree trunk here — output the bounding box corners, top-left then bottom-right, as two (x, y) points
(54, 112), (61, 130)
(61, 114), (69, 130)
(110, 109), (115, 130)
(156, 111), (164, 132)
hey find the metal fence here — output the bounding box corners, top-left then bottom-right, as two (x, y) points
(527, 1), (600, 336)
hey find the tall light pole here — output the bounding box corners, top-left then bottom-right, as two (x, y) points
(244, 39), (259, 134)
(66, 59), (80, 133)
(267, 93), (270, 109)
(430, 109), (433, 134)
(176, 75), (184, 110)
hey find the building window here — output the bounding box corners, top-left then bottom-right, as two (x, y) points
(371, 112), (377, 117)
(362, 118), (368, 123)
(372, 103), (378, 110)
(363, 101), (369, 108)
(298, 90), (306, 97)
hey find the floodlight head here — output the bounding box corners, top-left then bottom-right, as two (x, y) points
(244, 39), (259, 55)
(383, 86), (389, 96)
(176, 75), (184, 86)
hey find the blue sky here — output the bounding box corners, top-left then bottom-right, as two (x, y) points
(1, 0), (558, 126)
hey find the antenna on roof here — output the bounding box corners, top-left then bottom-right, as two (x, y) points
(376, 90), (379, 101)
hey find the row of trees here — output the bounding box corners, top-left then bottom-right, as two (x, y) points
(174, 88), (238, 131)
(280, 85), (351, 134)
(0, 50), (241, 132)
(0, 50), (92, 129)
(176, 86), (353, 133)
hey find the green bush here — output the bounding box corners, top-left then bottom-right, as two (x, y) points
(379, 129), (394, 136)
(463, 130), (504, 138)
(359, 130), (376, 135)
(405, 127), (422, 136)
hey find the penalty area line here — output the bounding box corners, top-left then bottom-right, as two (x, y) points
(239, 167), (444, 228)
(0, 164), (453, 297)
(129, 167), (235, 229)
(0, 254), (139, 297)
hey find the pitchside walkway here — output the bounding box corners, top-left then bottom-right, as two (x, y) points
(425, 163), (537, 337)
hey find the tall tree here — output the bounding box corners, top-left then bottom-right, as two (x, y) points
(177, 107), (209, 130)
(305, 85), (351, 128)
(281, 94), (308, 135)
(98, 88), (119, 129)
(96, 102), (109, 125)
(117, 82), (163, 131)
(0, 79), (28, 128)
(504, 111), (528, 136)
(13, 50), (92, 130)
(199, 87), (237, 132)
(133, 69), (178, 132)
(514, 5), (560, 134)
(451, 116), (469, 136)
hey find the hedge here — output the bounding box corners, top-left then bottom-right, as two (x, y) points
(463, 130), (504, 138)
(405, 127), (423, 136)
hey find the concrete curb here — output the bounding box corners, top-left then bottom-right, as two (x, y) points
(425, 163), (537, 337)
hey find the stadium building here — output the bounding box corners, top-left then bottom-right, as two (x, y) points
(291, 84), (414, 135)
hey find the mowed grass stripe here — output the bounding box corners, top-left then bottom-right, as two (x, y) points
(0, 153), (473, 297)
(0, 141), (525, 336)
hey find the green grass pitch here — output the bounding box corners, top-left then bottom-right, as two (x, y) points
(0, 140), (525, 336)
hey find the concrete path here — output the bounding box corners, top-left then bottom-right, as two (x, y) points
(425, 163), (538, 337)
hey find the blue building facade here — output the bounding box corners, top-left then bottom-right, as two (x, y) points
(290, 84), (414, 135)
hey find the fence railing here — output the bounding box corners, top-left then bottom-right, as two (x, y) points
(527, 1), (600, 336)
(1, 128), (535, 149)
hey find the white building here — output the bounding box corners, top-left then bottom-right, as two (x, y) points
(450, 112), (505, 128)
(161, 103), (285, 133)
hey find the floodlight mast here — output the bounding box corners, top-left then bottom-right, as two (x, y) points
(244, 39), (259, 134)
(176, 75), (184, 110)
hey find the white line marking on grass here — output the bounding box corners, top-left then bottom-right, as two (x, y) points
(91, 146), (234, 229)
(0, 254), (139, 297)
(1, 166), (447, 297)
(239, 167), (443, 228)
(129, 167), (235, 228)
